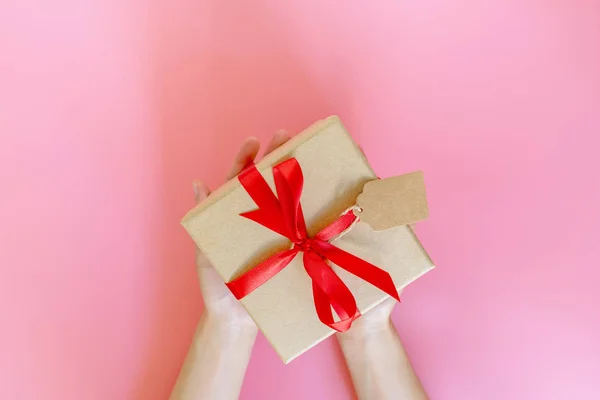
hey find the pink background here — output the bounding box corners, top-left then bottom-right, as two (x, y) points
(1, 1), (599, 399)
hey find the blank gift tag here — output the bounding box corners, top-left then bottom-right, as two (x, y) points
(355, 171), (429, 231)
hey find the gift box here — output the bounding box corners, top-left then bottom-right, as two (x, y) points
(181, 116), (434, 363)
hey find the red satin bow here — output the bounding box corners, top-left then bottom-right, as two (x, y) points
(226, 158), (400, 332)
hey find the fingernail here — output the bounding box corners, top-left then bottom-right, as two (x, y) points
(192, 181), (198, 199)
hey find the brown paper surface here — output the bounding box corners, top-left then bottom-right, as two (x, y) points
(356, 171), (429, 231)
(181, 116), (434, 363)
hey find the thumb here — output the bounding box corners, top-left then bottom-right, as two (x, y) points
(192, 180), (211, 204)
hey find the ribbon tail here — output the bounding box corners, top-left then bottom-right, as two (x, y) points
(240, 209), (289, 238)
(303, 251), (361, 332)
(316, 242), (401, 302)
(238, 164), (281, 212)
(226, 249), (299, 300)
(238, 163), (291, 238)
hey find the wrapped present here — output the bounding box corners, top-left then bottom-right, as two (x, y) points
(181, 116), (434, 363)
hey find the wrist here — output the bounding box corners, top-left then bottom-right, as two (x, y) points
(337, 315), (393, 344)
(337, 297), (397, 343)
(202, 311), (258, 339)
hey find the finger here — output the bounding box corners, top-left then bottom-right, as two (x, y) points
(195, 248), (212, 270)
(263, 130), (290, 157)
(192, 180), (211, 204)
(226, 137), (261, 180)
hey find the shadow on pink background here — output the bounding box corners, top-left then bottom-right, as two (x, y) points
(1, 1), (599, 399)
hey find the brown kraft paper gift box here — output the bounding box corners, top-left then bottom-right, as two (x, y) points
(181, 116), (434, 363)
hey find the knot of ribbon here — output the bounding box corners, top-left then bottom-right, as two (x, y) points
(226, 157), (400, 332)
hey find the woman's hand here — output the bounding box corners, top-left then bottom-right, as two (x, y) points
(337, 296), (428, 400)
(170, 132), (290, 400)
(340, 297), (397, 338)
(191, 132), (290, 331)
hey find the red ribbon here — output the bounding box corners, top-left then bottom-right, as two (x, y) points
(226, 158), (400, 332)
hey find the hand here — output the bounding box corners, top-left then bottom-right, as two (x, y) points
(192, 132), (290, 331)
(171, 132), (292, 400)
(337, 297), (398, 341)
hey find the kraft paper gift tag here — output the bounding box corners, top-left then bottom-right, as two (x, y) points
(356, 172), (429, 231)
